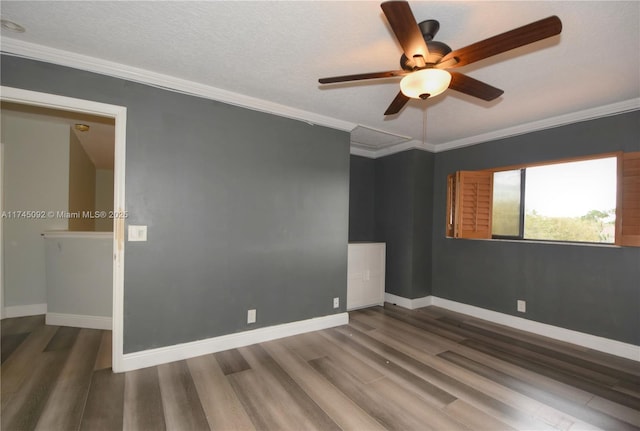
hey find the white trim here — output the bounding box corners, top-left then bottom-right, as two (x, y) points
(1, 38), (356, 134)
(431, 297), (640, 362)
(111, 91), (127, 373)
(383, 294), (639, 362)
(42, 231), (113, 239)
(349, 146), (378, 158)
(0, 142), (4, 320)
(384, 293), (433, 310)
(46, 312), (112, 330)
(351, 139), (434, 159)
(4, 38), (637, 160)
(374, 139), (436, 158)
(354, 99), (639, 158)
(358, 99), (639, 158)
(3, 303), (47, 318)
(431, 99), (640, 153)
(121, 312), (349, 372)
(0, 86), (126, 372)
(347, 303), (384, 311)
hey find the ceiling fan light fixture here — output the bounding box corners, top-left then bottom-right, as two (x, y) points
(400, 69), (451, 99)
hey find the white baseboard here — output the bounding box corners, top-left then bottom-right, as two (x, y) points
(46, 312), (112, 330)
(120, 312), (349, 372)
(384, 294), (640, 362)
(3, 303), (47, 318)
(347, 302), (384, 311)
(384, 292), (433, 310)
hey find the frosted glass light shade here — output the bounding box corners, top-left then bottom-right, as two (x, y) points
(400, 69), (451, 99)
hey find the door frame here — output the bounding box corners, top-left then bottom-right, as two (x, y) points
(1, 142), (4, 320)
(0, 86), (127, 372)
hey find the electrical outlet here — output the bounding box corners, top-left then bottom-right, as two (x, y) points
(333, 297), (339, 308)
(247, 309), (256, 324)
(517, 300), (526, 313)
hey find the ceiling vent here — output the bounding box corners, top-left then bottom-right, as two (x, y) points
(351, 125), (410, 151)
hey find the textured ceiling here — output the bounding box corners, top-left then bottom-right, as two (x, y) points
(1, 1), (638, 156)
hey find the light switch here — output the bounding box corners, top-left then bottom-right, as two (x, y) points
(128, 225), (147, 242)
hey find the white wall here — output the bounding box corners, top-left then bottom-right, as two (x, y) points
(68, 131), (96, 231)
(1, 112), (70, 308)
(44, 234), (112, 317)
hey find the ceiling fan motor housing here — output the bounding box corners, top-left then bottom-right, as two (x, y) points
(401, 41), (453, 70)
(400, 20), (452, 70)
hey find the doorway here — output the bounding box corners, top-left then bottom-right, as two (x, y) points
(0, 86), (126, 372)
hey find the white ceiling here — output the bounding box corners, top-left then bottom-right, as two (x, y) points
(1, 1), (638, 156)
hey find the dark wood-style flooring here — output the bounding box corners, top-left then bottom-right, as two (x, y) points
(2, 304), (639, 430)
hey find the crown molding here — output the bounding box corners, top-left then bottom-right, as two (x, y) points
(350, 139), (436, 159)
(349, 146), (378, 158)
(432, 98), (640, 153)
(354, 97), (639, 159)
(361, 98), (640, 158)
(3, 38), (637, 159)
(372, 139), (436, 158)
(1, 38), (356, 133)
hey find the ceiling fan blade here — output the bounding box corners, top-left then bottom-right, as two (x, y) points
(319, 70), (408, 84)
(441, 16), (562, 68)
(384, 91), (411, 115)
(381, 1), (430, 62)
(448, 72), (504, 101)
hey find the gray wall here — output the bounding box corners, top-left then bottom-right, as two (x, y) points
(348, 155), (375, 241)
(432, 111), (640, 345)
(350, 113), (639, 345)
(374, 152), (415, 298)
(2, 55), (350, 353)
(410, 150), (435, 299)
(349, 150), (434, 299)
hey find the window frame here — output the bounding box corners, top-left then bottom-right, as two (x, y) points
(446, 151), (640, 247)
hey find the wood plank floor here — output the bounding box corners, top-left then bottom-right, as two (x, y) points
(2, 304), (639, 430)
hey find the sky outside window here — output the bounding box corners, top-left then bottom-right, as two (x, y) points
(524, 157), (617, 218)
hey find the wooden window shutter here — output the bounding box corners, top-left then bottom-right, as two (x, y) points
(617, 152), (640, 247)
(456, 171), (494, 238)
(448, 170), (493, 239)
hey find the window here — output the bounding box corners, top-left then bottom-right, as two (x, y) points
(446, 152), (640, 247)
(524, 158), (617, 243)
(492, 169), (524, 238)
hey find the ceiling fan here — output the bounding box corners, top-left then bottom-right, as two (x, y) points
(318, 1), (562, 115)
